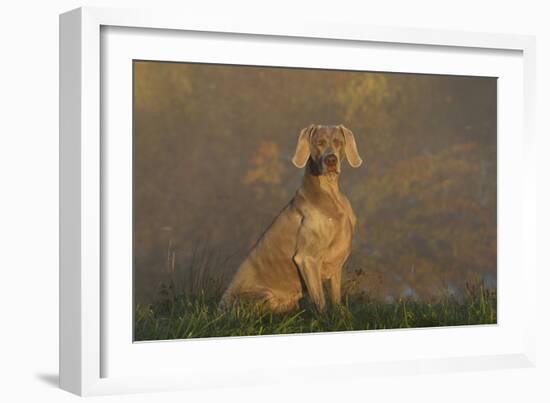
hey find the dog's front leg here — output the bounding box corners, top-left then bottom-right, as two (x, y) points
(293, 223), (326, 312)
(294, 254), (325, 312)
(329, 269), (342, 306)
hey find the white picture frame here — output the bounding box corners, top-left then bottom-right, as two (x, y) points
(59, 6), (537, 396)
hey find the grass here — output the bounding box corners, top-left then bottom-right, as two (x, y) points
(134, 240), (496, 341)
(134, 283), (497, 341)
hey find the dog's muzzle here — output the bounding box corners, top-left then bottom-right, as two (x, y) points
(324, 154), (338, 167)
(322, 153), (340, 174)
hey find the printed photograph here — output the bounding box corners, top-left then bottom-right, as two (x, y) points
(133, 61), (497, 341)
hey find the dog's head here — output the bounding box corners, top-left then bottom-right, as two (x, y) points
(292, 124), (363, 175)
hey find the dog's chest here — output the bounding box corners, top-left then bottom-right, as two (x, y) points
(318, 209), (353, 278)
(316, 204), (353, 247)
(323, 211), (350, 237)
(297, 185), (355, 261)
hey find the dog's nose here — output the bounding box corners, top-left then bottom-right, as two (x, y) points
(325, 154), (338, 166)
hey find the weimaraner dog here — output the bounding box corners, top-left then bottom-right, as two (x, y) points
(220, 124), (363, 313)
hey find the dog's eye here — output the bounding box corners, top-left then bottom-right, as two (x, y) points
(333, 139), (341, 147)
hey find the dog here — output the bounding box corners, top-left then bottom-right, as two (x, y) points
(220, 124), (363, 313)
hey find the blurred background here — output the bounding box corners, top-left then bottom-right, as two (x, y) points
(133, 61), (496, 305)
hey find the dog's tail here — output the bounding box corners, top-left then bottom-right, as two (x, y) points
(218, 288), (235, 311)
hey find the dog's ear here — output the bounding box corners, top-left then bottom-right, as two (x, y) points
(339, 125), (363, 168)
(292, 125), (315, 168)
